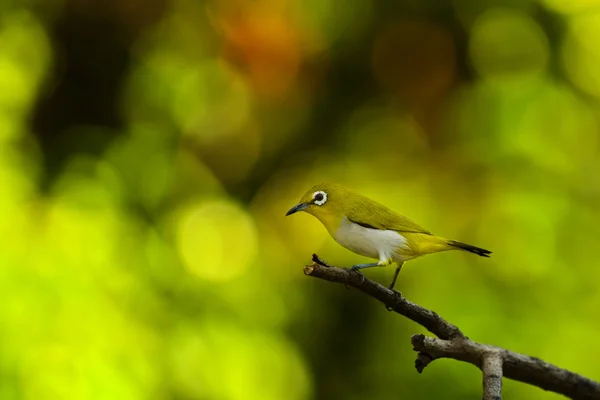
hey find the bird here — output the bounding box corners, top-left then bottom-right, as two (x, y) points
(286, 183), (491, 290)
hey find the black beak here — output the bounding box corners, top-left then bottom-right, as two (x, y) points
(286, 203), (309, 216)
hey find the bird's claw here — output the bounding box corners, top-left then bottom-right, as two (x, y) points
(347, 267), (366, 284)
(385, 289), (402, 311)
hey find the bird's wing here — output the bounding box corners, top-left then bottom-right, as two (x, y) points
(346, 201), (432, 234)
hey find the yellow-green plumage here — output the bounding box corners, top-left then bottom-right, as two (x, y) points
(286, 183), (490, 288)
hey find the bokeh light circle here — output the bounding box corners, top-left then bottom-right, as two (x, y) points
(176, 199), (258, 282)
(541, 0), (600, 15)
(562, 13), (600, 98)
(169, 320), (311, 400)
(469, 9), (549, 80)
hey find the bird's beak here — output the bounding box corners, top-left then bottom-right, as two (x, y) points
(286, 202), (309, 216)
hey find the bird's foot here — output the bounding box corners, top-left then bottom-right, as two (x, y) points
(347, 267), (366, 285)
(385, 289), (402, 311)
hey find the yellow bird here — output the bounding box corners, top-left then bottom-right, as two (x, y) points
(286, 183), (491, 289)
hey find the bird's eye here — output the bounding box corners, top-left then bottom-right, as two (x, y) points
(312, 191), (327, 206)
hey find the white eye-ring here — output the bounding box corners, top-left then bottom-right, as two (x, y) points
(312, 190), (327, 206)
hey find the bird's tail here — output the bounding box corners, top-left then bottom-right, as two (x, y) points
(447, 240), (492, 257)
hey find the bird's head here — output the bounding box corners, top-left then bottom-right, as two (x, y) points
(286, 183), (350, 231)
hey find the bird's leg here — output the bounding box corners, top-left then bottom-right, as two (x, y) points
(350, 262), (380, 271)
(388, 262), (404, 290)
(385, 262), (404, 311)
(350, 257), (392, 271)
(348, 261), (379, 285)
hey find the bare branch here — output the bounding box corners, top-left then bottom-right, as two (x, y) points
(305, 255), (465, 340)
(482, 351), (503, 400)
(304, 255), (600, 400)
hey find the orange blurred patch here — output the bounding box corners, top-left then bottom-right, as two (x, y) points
(214, 2), (304, 99)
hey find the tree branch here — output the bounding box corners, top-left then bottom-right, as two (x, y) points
(482, 351), (503, 400)
(304, 254), (600, 400)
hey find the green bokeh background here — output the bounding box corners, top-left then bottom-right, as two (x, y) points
(1, 0), (599, 399)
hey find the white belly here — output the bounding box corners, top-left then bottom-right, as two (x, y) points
(333, 217), (408, 262)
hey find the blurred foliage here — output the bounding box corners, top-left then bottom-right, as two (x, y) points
(1, 0), (600, 399)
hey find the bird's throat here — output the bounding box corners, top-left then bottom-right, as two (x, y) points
(308, 209), (341, 236)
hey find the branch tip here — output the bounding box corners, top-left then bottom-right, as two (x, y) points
(411, 334), (426, 350)
(415, 352), (434, 373)
(312, 253), (332, 268)
(303, 265), (315, 275)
